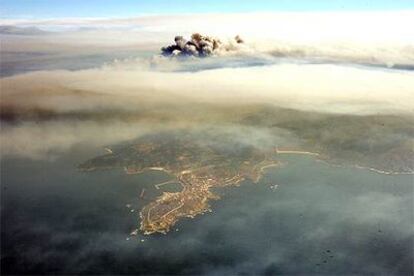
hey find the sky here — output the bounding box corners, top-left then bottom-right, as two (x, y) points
(1, 0), (414, 18)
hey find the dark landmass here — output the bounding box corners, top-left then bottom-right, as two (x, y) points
(0, 25), (51, 35)
(3, 94), (412, 174)
(77, 103), (413, 234)
(79, 130), (278, 234)
(0, 49), (146, 77)
(3, 84), (413, 236)
(240, 106), (414, 174)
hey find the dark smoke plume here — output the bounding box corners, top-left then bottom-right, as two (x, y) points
(161, 33), (244, 57)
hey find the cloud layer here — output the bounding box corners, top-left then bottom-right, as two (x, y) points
(1, 11), (414, 66)
(1, 10), (414, 159)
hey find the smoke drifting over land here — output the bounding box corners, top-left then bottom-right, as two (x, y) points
(1, 19), (414, 159)
(0, 12), (413, 182)
(1, 11), (414, 276)
(1, 11), (414, 71)
(161, 33), (244, 57)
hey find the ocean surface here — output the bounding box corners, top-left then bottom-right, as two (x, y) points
(1, 146), (413, 275)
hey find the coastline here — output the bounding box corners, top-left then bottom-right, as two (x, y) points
(276, 149), (413, 176)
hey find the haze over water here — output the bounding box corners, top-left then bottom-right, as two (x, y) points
(2, 146), (412, 275)
(1, 1), (414, 275)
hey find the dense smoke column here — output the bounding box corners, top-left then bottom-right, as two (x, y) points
(161, 33), (243, 57)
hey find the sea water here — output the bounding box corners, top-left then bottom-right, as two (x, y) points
(1, 148), (412, 275)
